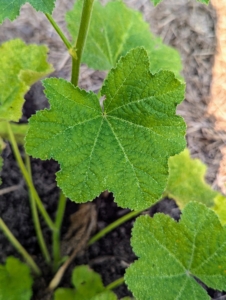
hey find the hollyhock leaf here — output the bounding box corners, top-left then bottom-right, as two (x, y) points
(0, 257), (33, 300)
(66, 0), (182, 78)
(25, 48), (186, 210)
(0, 39), (53, 122)
(0, 0), (55, 23)
(125, 202), (226, 300)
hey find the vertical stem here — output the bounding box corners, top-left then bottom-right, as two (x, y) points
(0, 218), (41, 276)
(7, 122), (56, 231)
(25, 154), (51, 264)
(52, 191), (67, 272)
(71, 0), (94, 86)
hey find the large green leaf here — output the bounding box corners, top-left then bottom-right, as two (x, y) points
(0, 39), (53, 122)
(0, 257), (33, 300)
(125, 202), (226, 300)
(25, 48), (186, 210)
(0, 0), (56, 23)
(165, 149), (218, 208)
(54, 265), (117, 300)
(66, 0), (182, 78)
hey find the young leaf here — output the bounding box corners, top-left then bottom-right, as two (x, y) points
(0, 121), (28, 145)
(25, 48), (186, 210)
(0, 0), (56, 23)
(165, 149), (218, 208)
(0, 39), (53, 122)
(125, 202), (226, 300)
(54, 265), (117, 300)
(66, 0), (182, 78)
(0, 257), (33, 300)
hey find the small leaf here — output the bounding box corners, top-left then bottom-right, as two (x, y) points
(0, 121), (28, 145)
(0, 0), (56, 23)
(54, 265), (117, 300)
(125, 202), (226, 300)
(0, 39), (53, 122)
(165, 149), (218, 208)
(25, 48), (186, 210)
(66, 0), (182, 78)
(0, 257), (33, 300)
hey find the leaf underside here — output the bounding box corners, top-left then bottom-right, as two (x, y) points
(0, 257), (33, 300)
(54, 265), (117, 300)
(25, 48), (186, 210)
(125, 202), (226, 300)
(0, 39), (53, 122)
(0, 0), (56, 23)
(66, 0), (182, 78)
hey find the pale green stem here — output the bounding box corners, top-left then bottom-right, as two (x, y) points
(52, 191), (67, 272)
(7, 122), (56, 231)
(0, 218), (41, 276)
(71, 0), (94, 86)
(25, 154), (51, 264)
(45, 13), (77, 59)
(106, 277), (125, 290)
(88, 210), (143, 246)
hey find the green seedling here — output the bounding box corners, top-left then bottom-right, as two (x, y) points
(0, 0), (225, 299)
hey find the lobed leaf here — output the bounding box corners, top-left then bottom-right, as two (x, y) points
(0, 39), (53, 122)
(54, 265), (117, 300)
(0, 257), (33, 300)
(165, 149), (218, 208)
(66, 0), (182, 78)
(125, 202), (226, 300)
(25, 48), (186, 210)
(0, 0), (56, 23)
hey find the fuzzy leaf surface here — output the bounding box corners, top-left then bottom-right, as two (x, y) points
(0, 39), (53, 122)
(165, 149), (218, 208)
(66, 0), (182, 78)
(0, 0), (55, 23)
(0, 257), (33, 300)
(25, 48), (186, 210)
(54, 265), (117, 300)
(125, 202), (226, 300)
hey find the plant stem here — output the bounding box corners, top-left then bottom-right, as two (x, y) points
(25, 154), (51, 264)
(106, 277), (125, 291)
(71, 0), (94, 86)
(88, 209), (143, 246)
(0, 218), (41, 276)
(52, 191), (67, 272)
(7, 122), (56, 231)
(45, 13), (77, 59)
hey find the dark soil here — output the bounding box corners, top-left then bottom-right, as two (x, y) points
(1, 0), (226, 299)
